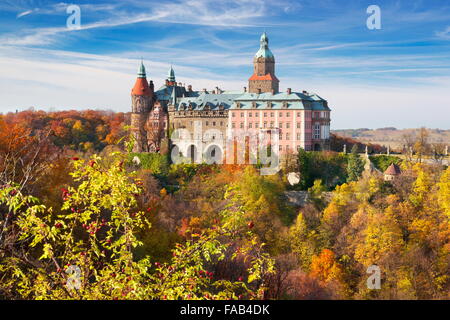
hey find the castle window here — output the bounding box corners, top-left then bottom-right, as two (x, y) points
(232, 112), (235, 117)
(279, 112), (283, 117)
(280, 133), (282, 140)
(270, 112), (274, 117)
(286, 133), (290, 140)
(286, 112), (290, 117)
(297, 133), (301, 140)
(279, 145), (282, 151)
(270, 121), (274, 128)
(286, 122), (290, 129)
(255, 112), (259, 117)
(297, 112), (301, 117)
(232, 123), (235, 128)
(213, 121), (216, 126)
(313, 123), (321, 139)
(255, 123), (259, 128)
(249, 112), (252, 117)
(240, 122), (244, 128)
(241, 112), (244, 117)
(279, 122), (283, 128)
(206, 121), (209, 126)
(264, 112), (267, 117)
(286, 145), (290, 152)
(249, 123), (252, 128)
(297, 122), (301, 129)
(263, 122), (267, 128)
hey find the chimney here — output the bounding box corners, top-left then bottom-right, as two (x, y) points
(302, 90), (308, 95)
(203, 88), (207, 93)
(212, 90), (216, 94)
(188, 85), (192, 92)
(215, 86), (221, 94)
(178, 82), (182, 87)
(244, 87), (247, 92)
(287, 88), (291, 94)
(257, 88), (261, 94)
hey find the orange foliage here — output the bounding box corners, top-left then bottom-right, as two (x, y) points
(310, 249), (343, 283)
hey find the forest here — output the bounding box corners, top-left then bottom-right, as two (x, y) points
(0, 109), (449, 300)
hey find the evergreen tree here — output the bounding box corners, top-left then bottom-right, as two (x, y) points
(346, 145), (365, 182)
(297, 148), (311, 189)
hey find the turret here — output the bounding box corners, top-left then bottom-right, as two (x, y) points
(131, 60), (154, 152)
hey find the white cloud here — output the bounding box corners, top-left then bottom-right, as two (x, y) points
(16, 10), (33, 18)
(1, 45), (449, 129)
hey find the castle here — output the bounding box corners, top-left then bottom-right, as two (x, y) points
(130, 33), (331, 162)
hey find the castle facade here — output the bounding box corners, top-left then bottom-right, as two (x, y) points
(130, 33), (331, 162)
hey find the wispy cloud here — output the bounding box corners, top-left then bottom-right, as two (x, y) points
(16, 10), (33, 18)
(436, 26), (450, 39)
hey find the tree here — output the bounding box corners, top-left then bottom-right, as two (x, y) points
(297, 148), (311, 190)
(413, 127), (430, 163)
(0, 152), (274, 300)
(346, 145), (365, 182)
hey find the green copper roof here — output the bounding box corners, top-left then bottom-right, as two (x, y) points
(255, 32), (274, 59)
(167, 65), (175, 82)
(137, 60), (146, 78)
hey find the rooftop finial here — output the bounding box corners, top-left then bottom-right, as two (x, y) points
(137, 59), (146, 78)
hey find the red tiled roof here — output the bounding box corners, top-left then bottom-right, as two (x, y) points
(131, 78), (151, 96)
(384, 163), (401, 175)
(248, 73), (279, 82)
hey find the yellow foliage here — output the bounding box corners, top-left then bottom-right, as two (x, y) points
(437, 167), (450, 218)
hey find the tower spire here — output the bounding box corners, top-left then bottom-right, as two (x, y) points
(138, 59), (146, 78)
(167, 64), (176, 83)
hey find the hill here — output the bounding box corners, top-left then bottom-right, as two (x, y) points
(332, 128), (450, 151)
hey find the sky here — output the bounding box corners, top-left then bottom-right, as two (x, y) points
(0, 0), (449, 129)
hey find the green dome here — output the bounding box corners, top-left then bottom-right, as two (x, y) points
(255, 32), (274, 59)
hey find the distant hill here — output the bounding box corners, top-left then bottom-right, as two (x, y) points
(332, 128), (450, 151)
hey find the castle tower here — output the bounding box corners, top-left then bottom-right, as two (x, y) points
(248, 32), (279, 94)
(131, 61), (153, 152)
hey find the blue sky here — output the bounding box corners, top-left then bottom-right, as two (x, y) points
(0, 0), (449, 129)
